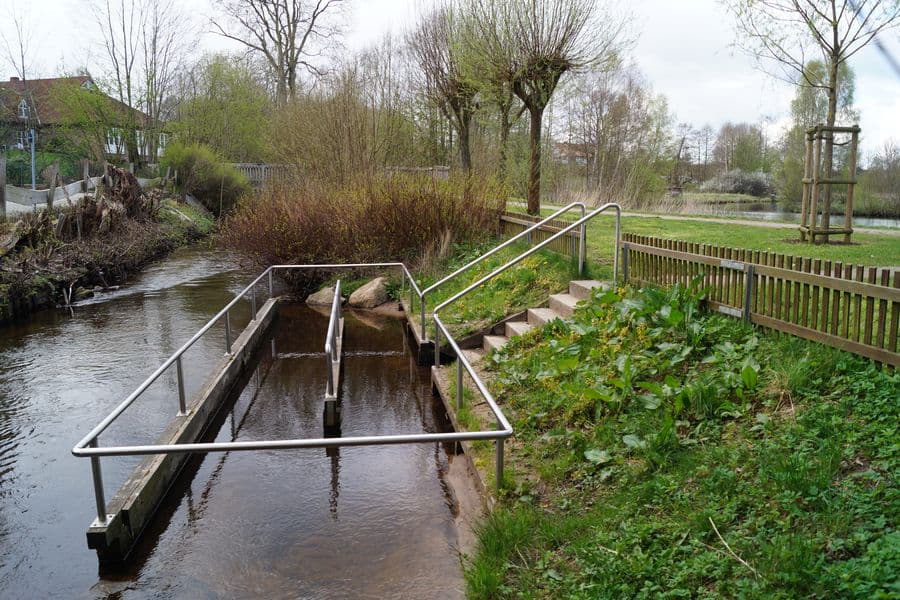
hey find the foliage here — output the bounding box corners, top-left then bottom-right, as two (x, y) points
(221, 174), (508, 295)
(161, 142), (250, 216)
(467, 281), (899, 598)
(173, 54), (274, 162)
(700, 169), (773, 197)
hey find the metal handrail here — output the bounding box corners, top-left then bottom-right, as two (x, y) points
(415, 201), (588, 340)
(433, 202), (622, 366)
(72, 261), (509, 527)
(324, 279), (342, 396)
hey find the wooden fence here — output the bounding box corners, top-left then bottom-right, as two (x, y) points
(500, 211), (581, 258)
(621, 234), (900, 367)
(228, 163), (293, 186)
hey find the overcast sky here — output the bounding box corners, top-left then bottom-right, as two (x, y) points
(6, 0), (900, 158)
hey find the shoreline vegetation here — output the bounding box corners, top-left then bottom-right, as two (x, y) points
(439, 280), (898, 599)
(0, 169), (214, 325)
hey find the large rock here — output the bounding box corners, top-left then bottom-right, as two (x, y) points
(306, 286), (339, 306)
(348, 277), (390, 308)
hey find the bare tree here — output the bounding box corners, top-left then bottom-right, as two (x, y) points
(1, 7), (34, 83)
(468, 0), (627, 213)
(141, 0), (193, 160)
(408, 4), (477, 173)
(211, 0), (346, 104)
(726, 0), (900, 228)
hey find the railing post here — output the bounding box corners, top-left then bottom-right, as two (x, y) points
(622, 242), (630, 284)
(250, 287), (257, 321)
(176, 355), (187, 415)
(434, 325), (441, 367)
(613, 210), (621, 281)
(224, 309), (232, 355)
(456, 358), (463, 411)
(420, 294), (426, 342)
(496, 437), (504, 493)
(268, 270), (274, 298)
(89, 439), (108, 525)
(743, 264), (755, 321)
(578, 204), (586, 276)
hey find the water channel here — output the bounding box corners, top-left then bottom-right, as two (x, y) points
(690, 200), (900, 229)
(0, 245), (477, 598)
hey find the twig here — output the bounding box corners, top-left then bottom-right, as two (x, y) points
(709, 517), (760, 579)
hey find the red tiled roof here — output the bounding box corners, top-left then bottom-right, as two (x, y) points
(0, 75), (148, 126)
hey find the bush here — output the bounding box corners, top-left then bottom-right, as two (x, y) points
(161, 142), (249, 216)
(700, 169), (773, 197)
(221, 174), (508, 293)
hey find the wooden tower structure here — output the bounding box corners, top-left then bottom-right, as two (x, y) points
(799, 124), (860, 244)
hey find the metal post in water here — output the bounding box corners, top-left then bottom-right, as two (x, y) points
(496, 438), (505, 493)
(176, 355), (187, 415)
(434, 326), (441, 367)
(268, 270), (274, 298)
(251, 288), (257, 321)
(224, 310), (232, 355)
(420, 294), (426, 342)
(89, 439), (108, 524)
(456, 358), (463, 411)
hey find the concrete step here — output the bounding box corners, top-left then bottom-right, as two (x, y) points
(505, 320), (534, 338)
(483, 335), (509, 353)
(569, 280), (611, 300)
(549, 293), (579, 317)
(527, 307), (564, 327)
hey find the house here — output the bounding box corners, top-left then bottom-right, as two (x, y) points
(0, 75), (167, 161)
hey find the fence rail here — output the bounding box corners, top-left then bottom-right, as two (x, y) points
(500, 211), (582, 258)
(228, 163), (293, 186)
(621, 234), (900, 367)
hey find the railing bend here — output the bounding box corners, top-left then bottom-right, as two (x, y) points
(433, 203), (621, 367)
(324, 279), (342, 396)
(415, 202), (588, 341)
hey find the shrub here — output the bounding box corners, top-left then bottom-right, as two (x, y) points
(700, 169), (773, 197)
(161, 142), (249, 216)
(221, 174), (508, 293)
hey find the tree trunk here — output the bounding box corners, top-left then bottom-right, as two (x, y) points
(527, 106), (543, 215)
(459, 111), (472, 173)
(498, 105), (511, 182)
(821, 56), (839, 233)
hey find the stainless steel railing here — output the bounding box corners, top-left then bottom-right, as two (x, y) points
(72, 262), (509, 528)
(433, 203), (622, 367)
(413, 202), (589, 342)
(324, 279), (342, 397)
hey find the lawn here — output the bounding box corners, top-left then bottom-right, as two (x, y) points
(564, 213), (900, 268)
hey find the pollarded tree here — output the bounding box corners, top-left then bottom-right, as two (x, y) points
(726, 0), (900, 226)
(408, 5), (477, 173)
(467, 0), (627, 213)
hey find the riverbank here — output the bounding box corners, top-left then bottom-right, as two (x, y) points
(453, 282), (898, 598)
(0, 197), (214, 325)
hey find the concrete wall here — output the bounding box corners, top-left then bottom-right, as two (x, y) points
(86, 297), (280, 566)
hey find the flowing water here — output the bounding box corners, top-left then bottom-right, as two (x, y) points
(0, 245), (476, 598)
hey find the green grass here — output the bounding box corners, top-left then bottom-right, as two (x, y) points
(548, 212), (900, 267)
(409, 240), (581, 338)
(466, 282), (899, 598)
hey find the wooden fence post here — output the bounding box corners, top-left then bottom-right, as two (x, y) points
(81, 159), (90, 194)
(0, 154), (6, 220)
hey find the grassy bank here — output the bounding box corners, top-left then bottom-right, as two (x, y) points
(549, 212), (900, 267)
(463, 282), (898, 598)
(0, 198), (214, 323)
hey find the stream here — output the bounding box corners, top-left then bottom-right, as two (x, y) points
(0, 245), (476, 598)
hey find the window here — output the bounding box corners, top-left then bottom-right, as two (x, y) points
(16, 130), (27, 148)
(18, 99), (30, 119)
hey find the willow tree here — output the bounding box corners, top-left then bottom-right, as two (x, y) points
(726, 0), (900, 227)
(467, 0), (626, 213)
(408, 5), (477, 173)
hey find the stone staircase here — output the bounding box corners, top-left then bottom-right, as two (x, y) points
(481, 280), (610, 353)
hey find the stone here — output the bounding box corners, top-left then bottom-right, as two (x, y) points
(306, 286), (338, 306)
(348, 277), (390, 308)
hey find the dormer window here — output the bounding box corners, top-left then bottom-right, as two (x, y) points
(18, 99), (29, 119)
